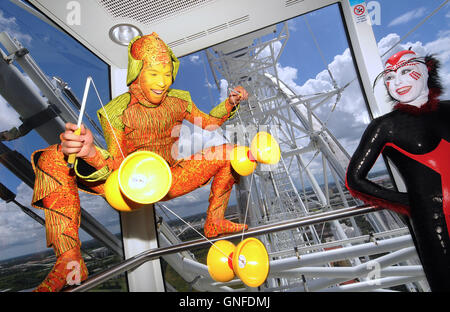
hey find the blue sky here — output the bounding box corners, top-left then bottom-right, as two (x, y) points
(0, 0), (449, 260)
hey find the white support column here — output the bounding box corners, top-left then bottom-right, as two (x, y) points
(120, 205), (165, 292)
(110, 66), (165, 292)
(340, 0), (409, 219)
(340, 0), (391, 118)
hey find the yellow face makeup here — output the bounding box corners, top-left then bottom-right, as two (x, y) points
(139, 62), (173, 105)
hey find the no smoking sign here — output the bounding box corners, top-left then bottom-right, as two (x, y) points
(352, 3), (368, 24)
(353, 4), (365, 16)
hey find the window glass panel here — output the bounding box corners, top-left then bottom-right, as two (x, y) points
(0, 2), (125, 292)
(156, 3), (399, 291)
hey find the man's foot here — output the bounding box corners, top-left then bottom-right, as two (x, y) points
(33, 248), (88, 292)
(204, 219), (248, 238)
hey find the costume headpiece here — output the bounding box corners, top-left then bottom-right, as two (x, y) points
(384, 50), (417, 71)
(126, 32), (180, 86)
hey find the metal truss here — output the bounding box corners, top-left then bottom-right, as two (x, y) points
(191, 21), (427, 292)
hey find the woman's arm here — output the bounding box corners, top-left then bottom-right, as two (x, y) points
(345, 116), (411, 215)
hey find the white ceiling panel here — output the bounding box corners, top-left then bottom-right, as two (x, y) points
(28, 0), (336, 68)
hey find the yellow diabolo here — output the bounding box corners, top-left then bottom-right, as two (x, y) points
(104, 151), (173, 211)
(118, 151), (172, 204)
(207, 240), (236, 283)
(250, 131), (281, 165)
(207, 238), (269, 287)
(233, 238), (269, 288)
(104, 170), (142, 212)
(230, 146), (257, 176)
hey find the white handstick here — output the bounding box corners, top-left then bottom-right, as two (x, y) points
(67, 76), (92, 168)
(77, 76), (92, 128)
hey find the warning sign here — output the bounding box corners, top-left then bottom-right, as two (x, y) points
(353, 4), (365, 16)
(351, 2), (368, 24)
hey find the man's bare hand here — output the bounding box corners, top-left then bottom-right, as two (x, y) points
(60, 123), (96, 159)
(228, 85), (249, 106)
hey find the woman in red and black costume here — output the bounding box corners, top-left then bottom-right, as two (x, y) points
(345, 49), (450, 291)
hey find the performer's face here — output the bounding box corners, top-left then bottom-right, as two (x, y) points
(139, 62), (173, 104)
(384, 55), (428, 106)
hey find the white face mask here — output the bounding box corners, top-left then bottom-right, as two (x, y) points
(384, 54), (429, 108)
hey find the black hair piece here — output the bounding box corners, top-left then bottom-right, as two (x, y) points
(424, 54), (442, 94)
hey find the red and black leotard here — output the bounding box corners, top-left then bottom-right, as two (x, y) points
(346, 99), (450, 291)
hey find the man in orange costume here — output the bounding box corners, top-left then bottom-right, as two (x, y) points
(30, 33), (249, 291)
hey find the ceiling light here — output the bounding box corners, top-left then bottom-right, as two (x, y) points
(109, 24), (142, 46)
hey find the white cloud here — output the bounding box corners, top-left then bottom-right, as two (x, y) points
(287, 19), (298, 32)
(256, 41), (283, 60)
(276, 46), (369, 130)
(0, 179), (121, 260)
(275, 63), (299, 91)
(219, 79), (229, 101)
(189, 54), (200, 64)
(0, 72), (50, 132)
(377, 32), (402, 57)
(204, 80), (216, 89)
(388, 7), (427, 27)
(0, 95), (22, 132)
(0, 10), (32, 45)
(0, 183), (45, 259)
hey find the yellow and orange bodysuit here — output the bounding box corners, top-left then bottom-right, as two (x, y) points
(30, 35), (246, 290)
(76, 80), (247, 238)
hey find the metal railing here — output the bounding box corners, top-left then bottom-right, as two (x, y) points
(67, 204), (381, 292)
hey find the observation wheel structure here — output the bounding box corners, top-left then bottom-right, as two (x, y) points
(194, 22), (428, 292)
